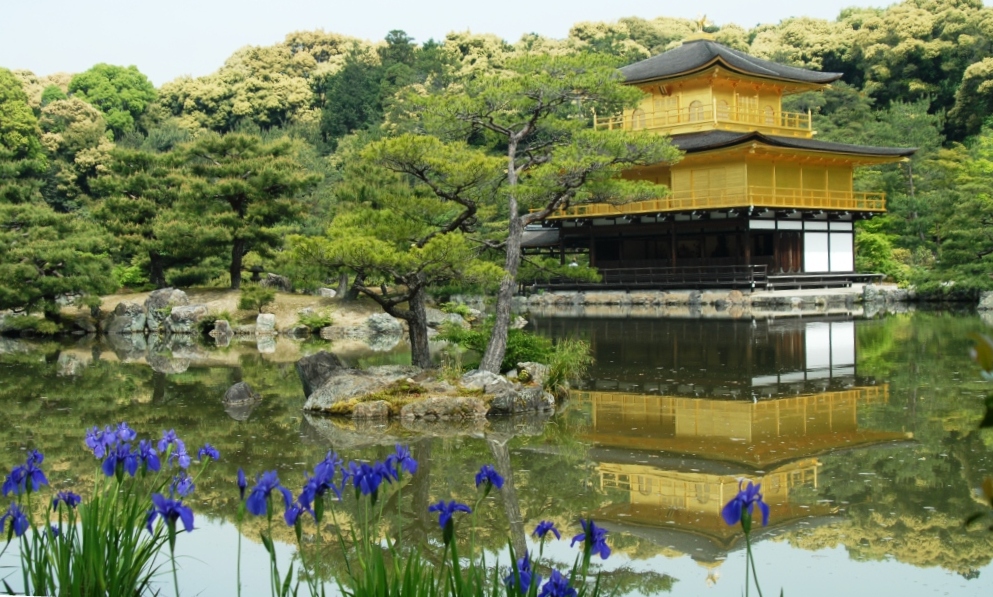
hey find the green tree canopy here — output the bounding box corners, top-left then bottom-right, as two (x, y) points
(406, 53), (680, 372)
(0, 203), (115, 318)
(0, 68), (47, 204)
(68, 64), (156, 139)
(174, 133), (321, 288)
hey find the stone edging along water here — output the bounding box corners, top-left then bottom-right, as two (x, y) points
(508, 284), (915, 320)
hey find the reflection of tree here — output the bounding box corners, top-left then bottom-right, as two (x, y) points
(488, 437), (526, 556)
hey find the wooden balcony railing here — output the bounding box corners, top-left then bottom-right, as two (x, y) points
(594, 104), (812, 136)
(539, 186), (885, 219)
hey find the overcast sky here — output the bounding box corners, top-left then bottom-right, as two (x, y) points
(2, 0), (989, 86)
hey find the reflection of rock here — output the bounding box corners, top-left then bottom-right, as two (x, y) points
(319, 313), (403, 351)
(233, 324), (256, 336)
(147, 352), (190, 374)
(107, 302), (146, 334)
(0, 338), (29, 354)
(256, 336), (276, 354)
(223, 381), (263, 421)
(486, 414), (552, 438)
(56, 352), (87, 376)
(510, 315), (528, 330)
(303, 365), (421, 412)
(144, 288), (189, 332)
(106, 332), (147, 361)
(210, 320), (233, 338)
(296, 351), (347, 398)
(256, 314), (277, 336)
(167, 305), (208, 334)
(300, 414), (400, 449)
(401, 416), (487, 436)
(400, 396), (488, 421)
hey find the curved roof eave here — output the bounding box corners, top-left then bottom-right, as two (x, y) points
(619, 39), (843, 86)
(671, 130), (917, 158)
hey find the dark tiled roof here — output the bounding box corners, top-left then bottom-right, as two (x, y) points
(521, 228), (560, 248)
(671, 130), (917, 157)
(620, 39), (843, 85)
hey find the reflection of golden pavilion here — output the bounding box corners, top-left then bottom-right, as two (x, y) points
(577, 385), (910, 468)
(596, 458), (830, 547)
(581, 385), (912, 559)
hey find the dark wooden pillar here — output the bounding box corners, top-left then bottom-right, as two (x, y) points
(670, 219), (677, 267)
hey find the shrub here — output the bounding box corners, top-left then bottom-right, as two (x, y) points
(438, 320), (553, 373)
(5, 315), (61, 336)
(440, 301), (473, 319)
(544, 338), (594, 397)
(297, 309), (333, 333)
(238, 285), (276, 313)
(197, 310), (234, 337)
(111, 264), (149, 291)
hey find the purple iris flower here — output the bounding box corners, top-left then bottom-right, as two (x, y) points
(345, 461), (392, 499)
(428, 500), (472, 530)
(0, 503), (29, 537)
(299, 459), (342, 514)
(386, 444), (418, 478)
(533, 520), (561, 540)
(538, 570), (577, 597)
(237, 468), (247, 501)
(115, 422), (137, 443)
(197, 444), (220, 462)
(171, 473), (195, 498)
(102, 442), (139, 478)
(146, 493), (194, 534)
(504, 552), (541, 593)
(52, 491), (81, 509)
(85, 426), (117, 459)
(2, 450), (48, 496)
(475, 464), (504, 490)
(571, 518), (610, 560)
(136, 440), (161, 473)
(158, 429), (179, 453)
(167, 440), (191, 470)
(284, 499), (304, 527)
(721, 480), (770, 530)
(246, 471), (292, 517)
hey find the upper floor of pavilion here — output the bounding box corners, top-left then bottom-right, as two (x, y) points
(594, 37), (843, 139)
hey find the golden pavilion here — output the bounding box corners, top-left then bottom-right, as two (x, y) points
(526, 38), (916, 289)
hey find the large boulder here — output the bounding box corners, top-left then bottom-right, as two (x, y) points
(224, 381), (262, 406)
(223, 382), (263, 421)
(367, 313), (402, 335)
(353, 400), (390, 419)
(400, 396), (488, 421)
(461, 370), (516, 395)
(166, 305), (208, 334)
(107, 302), (147, 335)
(863, 284), (882, 304)
(261, 273), (292, 292)
(144, 289), (189, 332)
(516, 362), (550, 387)
(980, 291), (993, 312)
(488, 387), (555, 415)
(295, 351), (347, 398)
(256, 313), (277, 336)
(318, 288), (337, 299)
(303, 365), (421, 412)
(209, 320), (233, 338)
(425, 308), (469, 329)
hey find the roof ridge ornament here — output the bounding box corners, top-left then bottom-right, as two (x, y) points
(682, 14), (715, 43)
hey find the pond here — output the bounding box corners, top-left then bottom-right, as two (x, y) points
(1, 310), (993, 596)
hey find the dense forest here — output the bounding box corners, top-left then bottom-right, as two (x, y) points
(4, 0), (993, 324)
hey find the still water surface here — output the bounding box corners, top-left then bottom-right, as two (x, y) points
(1, 311), (993, 596)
